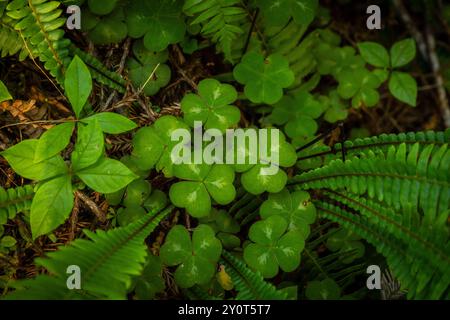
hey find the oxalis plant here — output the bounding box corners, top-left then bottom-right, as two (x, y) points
(0, 0), (449, 301)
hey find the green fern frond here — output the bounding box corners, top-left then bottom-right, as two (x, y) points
(0, 18), (28, 59)
(183, 0), (247, 62)
(293, 142), (450, 221)
(220, 250), (287, 300)
(5, 0), (72, 83)
(4, 206), (174, 300)
(313, 200), (450, 299)
(0, 185), (34, 224)
(298, 129), (450, 164)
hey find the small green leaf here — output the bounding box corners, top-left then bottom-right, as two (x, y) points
(1, 236), (17, 248)
(82, 112), (137, 134)
(76, 157), (138, 193)
(0, 80), (12, 102)
(126, 0), (186, 52)
(181, 79), (240, 132)
(234, 52), (295, 104)
(388, 71), (417, 106)
(34, 122), (74, 163)
(30, 175), (74, 239)
(65, 55), (92, 118)
(305, 278), (341, 300)
(357, 42), (390, 68)
(169, 181), (211, 218)
(1, 140), (67, 181)
(258, 0), (318, 27)
(135, 254), (166, 300)
(72, 120), (104, 172)
(390, 38), (416, 68)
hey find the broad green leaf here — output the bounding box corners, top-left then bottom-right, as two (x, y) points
(116, 206), (147, 226)
(244, 244), (278, 278)
(126, 0), (185, 52)
(123, 179), (152, 208)
(65, 55), (92, 118)
(0, 80), (12, 102)
(388, 71), (417, 107)
(132, 127), (165, 170)
(76, 157), (138, 193)
(169, 181), (211, 217)
(71, 120), (104, 172)
(275, 231), (304, 272)
(83, 7), (128, 45)
(390, 38), (416, 68)
(357, 42), (390, 68)
(34, 122), (74, 163)
(233, 52), (295, 104)
(30, 175), (74, 239)
(181, 79), (240, 132)
(82, 112), (137, 134)
(1, 235), (16, 247)
(1, 140), (67, 181)
(192, 224), (222, 262)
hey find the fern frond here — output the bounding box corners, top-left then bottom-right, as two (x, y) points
(220, 250), (287, 300)
(4, 206), (174, 300)
(0, 185), (34, 224)
(183, 0), (247, 62)
(297, 129), (450, 164)
(6, 0), (72, 84)
(0, 18), (28, 59)
(314, 200), (450, 299)
(293, 142), (450, 222)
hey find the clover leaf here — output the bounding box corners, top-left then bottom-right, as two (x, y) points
(160, 224), (222, 288)
(233, 129), (297, 195)
(233, 52), (295, 104)
(81, 6), (127, 45)
(260, 189), (316, 238)
(199, 208), (241, 249)
(305, 278), (341, 300)
(337, 68), (381, 108)
(169, 163), (236, 217)
(319, 90), (348, 123)
(258, 0), (318, 27)
(127, 41), (171, 96)
(315, 45), (365, 78)
(126, 0), (186, 52)
(326, 228), (365, 264)
(269, 89), (324, 139)
(134, 254), (166, 300)
(244, 215), (305, 278)
(132, 115), (189, 176)
(181, 79), (240, 132)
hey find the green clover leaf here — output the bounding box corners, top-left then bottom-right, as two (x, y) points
(326, 228), (365, 264)
(258, 0), (318, 27)
(233, 52), (295, 104)
(319, 90), (349, 123)
(160, 224), (222, 288)
(81, 6), (128, 45)
(337, 68), (381, 108)
(260, 189), (316, 238)
(181, 79), (240, 132)
(315, 45), (365, 78)
(199, 208), (241, 249)
(169, 164), (236, 217)
(269, 89), (325, 139)
(134, 254), (166, 300)
(233, 130), (297, 195)
(131, 115), (189, 176)
(126, 0), (186, 52)
(305, 278), (341, 300)
(244, 215), (305, 278)
(127, 40), (171, 96)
